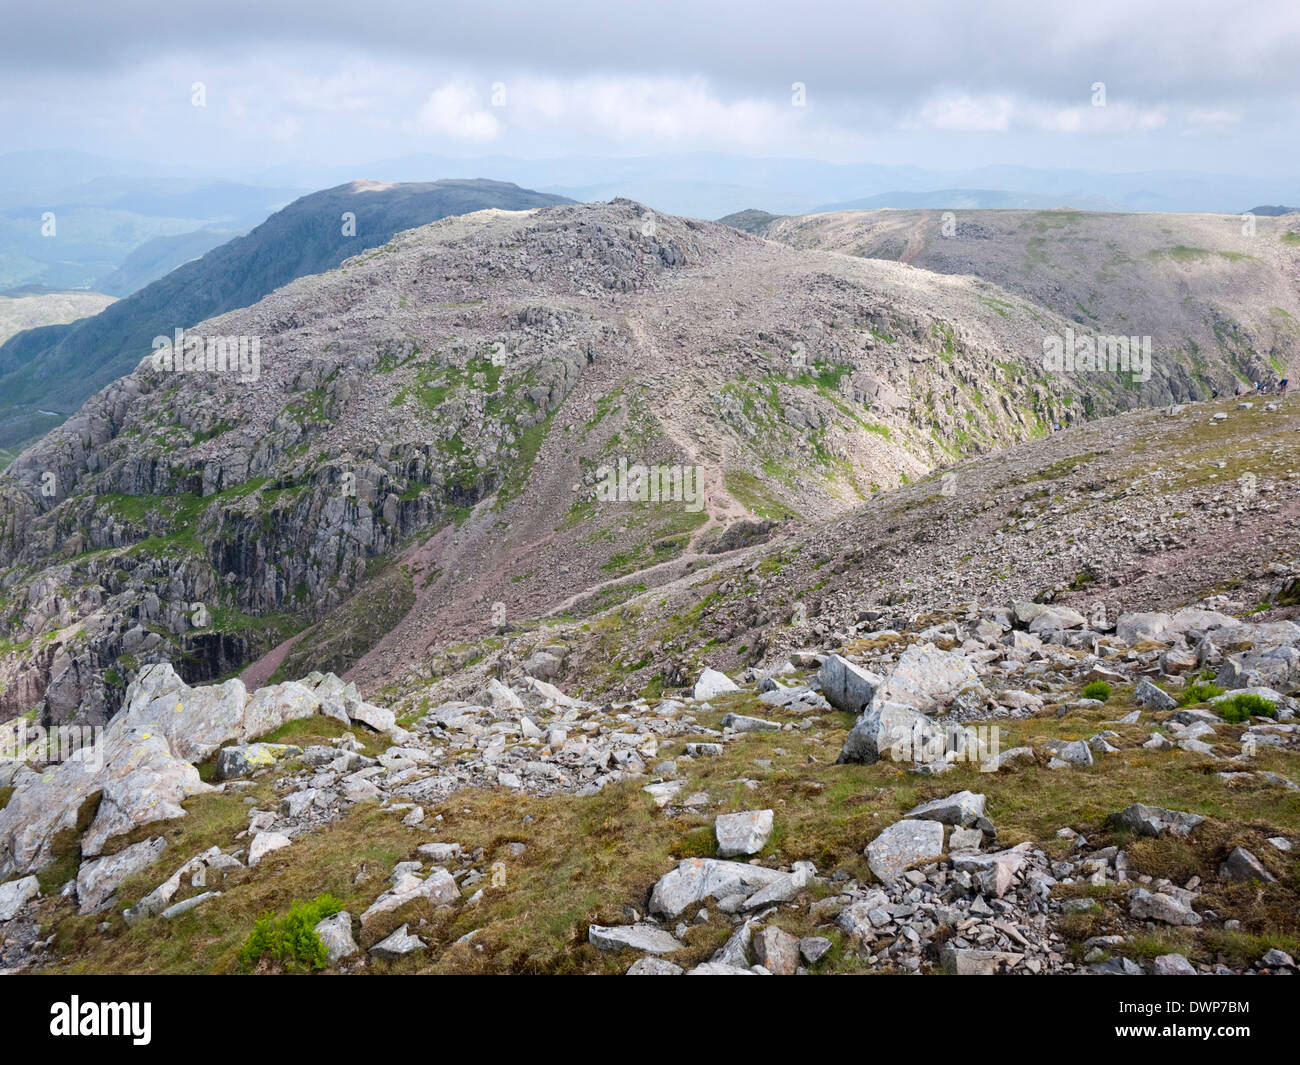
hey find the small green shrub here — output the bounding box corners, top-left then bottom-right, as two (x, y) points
(1217, 693), (1277, 724)
(1178, 681), (1224, 707)
(238, 894), (343, 972)
(1081, 680), (1112, 701)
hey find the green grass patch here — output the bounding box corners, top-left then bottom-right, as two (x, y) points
(238, 894), (343, 972)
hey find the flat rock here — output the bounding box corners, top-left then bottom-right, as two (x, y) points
(942, 947), (1023, 975)
(588, 922), (684, 954)
(721, 713), (781, 733)
(686, 961), (756, 975)
(866, 819), (945, 883)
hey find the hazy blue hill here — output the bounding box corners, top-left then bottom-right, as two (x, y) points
(95, 228), (242, 297)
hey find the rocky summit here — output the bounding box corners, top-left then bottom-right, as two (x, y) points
(0, 195), (1298, 979)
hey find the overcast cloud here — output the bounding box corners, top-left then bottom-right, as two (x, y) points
(4, 0), (1299, 175)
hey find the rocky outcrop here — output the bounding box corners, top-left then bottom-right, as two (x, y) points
(0, 663), (391, 878)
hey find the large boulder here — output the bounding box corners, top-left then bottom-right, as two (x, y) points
(837, 702), (947, 765)
(240, 682), (324, 740)
(1217, 646), (1300, 693)
(124, 668), (246, 762)
(1116, 609), (1239, 647)
(693, 668), (739, 700)
(869, 643), (984, 715)
(817, 655), (881, 714)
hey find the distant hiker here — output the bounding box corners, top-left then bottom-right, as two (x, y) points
(1211, 387), (1219, 398)
(1282, 378), (1290, 397)
(1234, 384), (1243, 396)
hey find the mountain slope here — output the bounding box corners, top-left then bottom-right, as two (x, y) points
(759, 208), (1300, 397)
(0, 198), (1156, 726)
(0, 179), (575, 447)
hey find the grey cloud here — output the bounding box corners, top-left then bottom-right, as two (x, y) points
(7, 0), (1299, 108)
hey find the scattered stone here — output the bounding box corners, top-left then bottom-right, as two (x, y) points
(1109, 804), (1204, 838)
(248, 831), (291, 867)
(903, 790), (987, 827)
(753, 926), (800, 975)
(799, 936), (832, 964)
(715, 809), (774, 857)
(1135, 678), (1178, 712)
(314, 911), (359, 965)
(1218, 846), (1276, 883)
(627, 957), (684, 975)
(369, 923), (425, 959)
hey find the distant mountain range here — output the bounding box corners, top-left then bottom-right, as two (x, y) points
(225, 152), (1300, 217)
(0, 152), (305, 292)
(0, 178), (572, 447)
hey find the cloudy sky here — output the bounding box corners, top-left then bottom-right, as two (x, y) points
(5, 0), (1299, 176)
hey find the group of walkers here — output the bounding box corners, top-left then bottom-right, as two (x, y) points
(1226, 378), (1289, 398)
